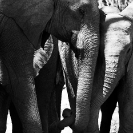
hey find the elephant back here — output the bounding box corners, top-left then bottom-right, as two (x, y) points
(0, 0), (54, 48)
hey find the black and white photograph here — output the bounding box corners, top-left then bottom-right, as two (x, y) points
(0, 0), (133, 133)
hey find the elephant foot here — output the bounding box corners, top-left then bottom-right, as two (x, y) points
(57, 108), (75, 130)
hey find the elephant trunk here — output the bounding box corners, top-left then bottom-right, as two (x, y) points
(101, 14), (132, 101)
(103, 54), (120, 98)
(73, 17), (100, 131)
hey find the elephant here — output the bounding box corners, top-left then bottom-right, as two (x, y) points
(98, 1), (133, 133)
(7, 35), (63, 133)
(56, 2), (133, 133)
(98, 2), (133, 133)
(98, 5), (121, 133)
(0, 0), (100, 133)
(6, 2), (133, 132)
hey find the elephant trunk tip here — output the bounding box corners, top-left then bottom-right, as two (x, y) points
(57, 108), (75, 130)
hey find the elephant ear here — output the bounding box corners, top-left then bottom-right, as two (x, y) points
(0, 0), (54, 47)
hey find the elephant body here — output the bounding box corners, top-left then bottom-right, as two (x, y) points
(49, 3), (133, 133)
(99, 5), (120, 133)
(0, 0), (100, 132)
(98, 2), (133, 133)
(6, 2), (133, 133)
(58, 2), (133, 133)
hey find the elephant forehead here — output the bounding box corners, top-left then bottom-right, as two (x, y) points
(104, 31), (131, 55)
(104, 19), (132, 52)
(105, 14), (132, 35)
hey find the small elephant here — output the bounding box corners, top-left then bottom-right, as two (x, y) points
(0, 0), (100, 132)
(99, 5), (120, 133)
(98, 2), (133, 133)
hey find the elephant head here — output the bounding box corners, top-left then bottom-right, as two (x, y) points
(47, 0), (100, 132)
(100, 2), (133, 103)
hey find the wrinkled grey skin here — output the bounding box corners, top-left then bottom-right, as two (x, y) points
(99, 5), (120, 133)
(8, 35), (62, 133)
(98, 2), (133, 133)
(95, 2), (133, 133)
(0, 0), (100, 133)
(9, 36), (65, 133)
(8, 3), (133, 132)
(57, 2), (133, 133)
(98, 0), (133, 11)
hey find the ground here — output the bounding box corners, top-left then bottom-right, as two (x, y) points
(6, 88), (119, 133)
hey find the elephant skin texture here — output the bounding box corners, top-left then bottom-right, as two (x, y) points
(59, 2), (133, 133)
(0, 0), (100, 133)
(48, 3), (133, 133)
(8, 36), (63, 133)
(8, 4), (133, 132)
(97, 3), (133, 133)
(98, 2), (133, 133)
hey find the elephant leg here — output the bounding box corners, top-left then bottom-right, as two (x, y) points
(55, 83), (63, 120)
(48, 90), (61, 133)
(0, 84), (10, 133)
(35, 74), (54, 133)
(48, 63), (64, 133)
(9, 101), (23, 133)
(0, 16), (42, 133)
(100, 84), (118, 133)
(55, 58), (64, 119)
(118, 73), (133, 132)
(35, 36), (59, 133)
